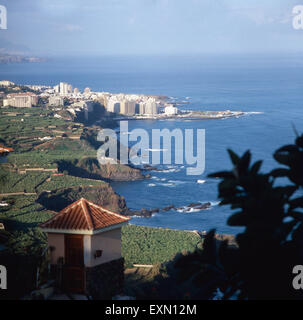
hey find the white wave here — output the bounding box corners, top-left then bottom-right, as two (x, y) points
(151, 177), (167, 182)
(197, 179), (206, 184)
(158, 183), (175, 187)
(210, 201), (220, 206)
(168, 180), (187, 185)
(244, 111), (264, 115)
(177, 207), (203, 213)
(148, 183), (156, 187)
(161, 168), (181, 173)
(176, 201), (219, 213)
(166, 165), (177, 169)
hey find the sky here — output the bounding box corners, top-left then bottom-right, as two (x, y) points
(0, 0), (303, 56)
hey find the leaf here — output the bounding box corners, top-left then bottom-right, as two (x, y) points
(275, 186), (297, 198)
(276, 145), (298, 153)
(250, 160), (262, 175)
(296, 135), (303, 148)
(219, 179), (238, 191)
(289, 211), (303, 222)
(270, 168), (290, 178)
(227, 212), (247, 226)
(273, 152), (291, 166)
(239, 151), (251, 172)
(208, 171), (234, 179)
(289, 197), (303, 209)
(227, 149), (240, 166)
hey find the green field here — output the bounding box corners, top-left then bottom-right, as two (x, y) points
(122, 225), (203, 267)
(0, 195), (54, 231)
(0, 107), (96, 168)
(0, 171), (104, 194)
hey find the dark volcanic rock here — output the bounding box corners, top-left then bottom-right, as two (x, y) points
(142, 165), (162, 172)
(125, 209), (152, 217)
(124, 202), (212, 218)
(188, 202), (203, 208)
(195, 202), (211, 210)
(57, 158), (145, 182)
(162, 205), (175, 212)
(37, 184), (128, 214)
(176, 202), (212, 213)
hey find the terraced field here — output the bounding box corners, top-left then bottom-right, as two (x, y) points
(122, 225), (203, 267)
(0, 171), (104, 194)
(0, 107), (95, 168)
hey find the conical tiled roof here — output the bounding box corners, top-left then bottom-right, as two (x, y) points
(40, 198), (130, 232)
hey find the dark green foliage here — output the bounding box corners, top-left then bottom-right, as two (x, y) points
(0, 228), (47, 300)
(121, 225), (202, 268)
(207, 135), (303, 299)
(168, 134), (303, 300)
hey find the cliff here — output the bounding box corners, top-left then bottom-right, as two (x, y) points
(57, 157), (144, 182)
(37, 184), (128, 214)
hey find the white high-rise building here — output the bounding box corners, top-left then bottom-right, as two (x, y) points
(107, 99), (120, 113)
(139, 102), (146, 115)
(127, 101), (136, 115)
(164, 104), (178, 115)
(59, 82), (73, 96)
(84, 87), (91, 94)
(49, 96), (64, 107)
(145, 98), (158, 115)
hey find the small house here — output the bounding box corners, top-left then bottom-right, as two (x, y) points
(40, 198), (130, 298)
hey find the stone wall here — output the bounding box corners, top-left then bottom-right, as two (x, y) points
(85, 258), (124, 299)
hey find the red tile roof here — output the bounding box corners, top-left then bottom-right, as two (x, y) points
(0, 146), (13, 154)
(40, 198), (130, 232)
(7, 92), (37, 97)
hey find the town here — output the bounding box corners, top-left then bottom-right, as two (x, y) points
(0, 80), (174, 117)
(0, 80), (243, 120)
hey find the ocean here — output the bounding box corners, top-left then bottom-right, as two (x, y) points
(1, 54), (303, 234)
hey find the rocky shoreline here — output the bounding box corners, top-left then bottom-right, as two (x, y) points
(126, 202), (213, 218)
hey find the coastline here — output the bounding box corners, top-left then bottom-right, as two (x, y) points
(114, 110), (244, 121)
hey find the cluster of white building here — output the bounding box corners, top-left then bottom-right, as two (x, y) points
(99, 93), (179, 117)
(0, 80), (15, 87)
(0, 80), (179, 116)
(3, 92), (39, 108)
(52, 82), (90, 98)
(105, 95), (159, 116)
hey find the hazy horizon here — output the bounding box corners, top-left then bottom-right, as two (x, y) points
(0, 0), (303, 57)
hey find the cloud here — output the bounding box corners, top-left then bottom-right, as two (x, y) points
(0, 0), (301, 55)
